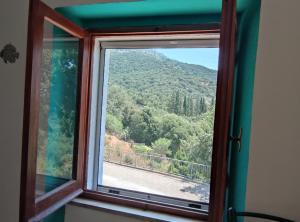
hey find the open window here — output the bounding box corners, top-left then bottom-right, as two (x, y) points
(20, 0), (236, 221)
(20, 1), (90, 221)
(85, 36), (220, 218)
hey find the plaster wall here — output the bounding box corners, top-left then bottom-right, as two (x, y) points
(0, 0), (29, 221)
(246, 0), (300, 221)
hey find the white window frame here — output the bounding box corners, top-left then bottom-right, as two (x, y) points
(86, 34), (220, 213)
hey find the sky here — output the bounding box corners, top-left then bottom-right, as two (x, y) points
(155, 48), (219, 70)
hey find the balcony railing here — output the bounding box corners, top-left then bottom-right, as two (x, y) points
(104, 148), (211, 183)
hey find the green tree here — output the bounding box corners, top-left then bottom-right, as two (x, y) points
(106, 113), (124, 136)
(183, 95), (188, 116)
(128, 111), (148, 143)
(151, 138), (172, 157)
(188, 96), (194, 116)
(128, 108), (160, 145)
(169, 90), (182, 115)
(201, 97), (208, 114)
(107, 84), (135, 120)
(159, 114), (191, 156)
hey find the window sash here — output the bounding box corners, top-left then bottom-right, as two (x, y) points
(20, 1), (90, 221)
(100, 39), (219, 49)
(86, 37), (220, 213)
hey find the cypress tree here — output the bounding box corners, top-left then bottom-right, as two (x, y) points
(189, 96), (194, 116)
(174, 90), (181, 114)
(183, 95), (188, 116)
(196, 98), (201, 115)
(200, 97), (207, 114)
(169, 91), (176, 113)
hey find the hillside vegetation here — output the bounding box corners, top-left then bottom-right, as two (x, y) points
(105, 49), (217, 182)
(108, 49), (216, 111)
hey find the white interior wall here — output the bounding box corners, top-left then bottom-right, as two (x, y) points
(65, 205), (146, 222)
(245, 0), (300, 221)
(0, 1), (29, 222)
(64, 199), (202, 222)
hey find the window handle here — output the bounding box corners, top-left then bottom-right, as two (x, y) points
(229, 128), (242, 152)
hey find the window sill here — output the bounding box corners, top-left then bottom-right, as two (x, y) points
(68, 198), (204, 222)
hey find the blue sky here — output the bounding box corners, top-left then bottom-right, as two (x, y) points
(155, 48), (219, 70)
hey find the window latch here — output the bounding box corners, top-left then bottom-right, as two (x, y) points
(229, 128), (242, 152)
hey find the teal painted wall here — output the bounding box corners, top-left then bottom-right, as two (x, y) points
(42, 207), (65, 222)
(57, 0), (223, 20)
(227, 0), (261, 217)
(81, 14), (221, 30)
(56, 0), (255, 22)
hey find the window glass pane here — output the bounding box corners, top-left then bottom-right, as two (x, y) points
(98, 47), (219, 208)
(35, 20), (80, 197)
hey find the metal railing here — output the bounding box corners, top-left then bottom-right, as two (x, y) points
(104, 148), (211, 183)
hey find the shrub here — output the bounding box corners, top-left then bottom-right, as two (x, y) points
(151, 138), (171, 156)
(106, 113), (124, 136)
(134, 144), (152, 153)
(124, 155), (134, 165)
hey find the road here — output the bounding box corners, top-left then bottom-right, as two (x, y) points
(102, 162), (210, 202)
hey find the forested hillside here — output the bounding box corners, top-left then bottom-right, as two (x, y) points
(108, 49), (217, 111)
(105, 49), (218, 182)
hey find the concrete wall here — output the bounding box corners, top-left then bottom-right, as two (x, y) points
(0, 1), (29, 222)
(245, 0), (300, 221)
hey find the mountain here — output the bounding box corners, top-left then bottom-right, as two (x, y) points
(107, 49), (217, 109)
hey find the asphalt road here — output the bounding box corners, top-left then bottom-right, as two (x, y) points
(102, 162), (210, 202)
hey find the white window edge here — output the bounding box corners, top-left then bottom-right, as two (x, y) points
(86, 33), (218, 210)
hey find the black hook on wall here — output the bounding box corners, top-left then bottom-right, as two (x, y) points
(0, 43), (19, 64)
(229, 128), (242, 152)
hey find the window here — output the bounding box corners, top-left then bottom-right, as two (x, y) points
(35, 20), (80, 198)
(20, 2), (90, 221)
(20, 0), (236, 221)
(86, 37), (220, 216)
